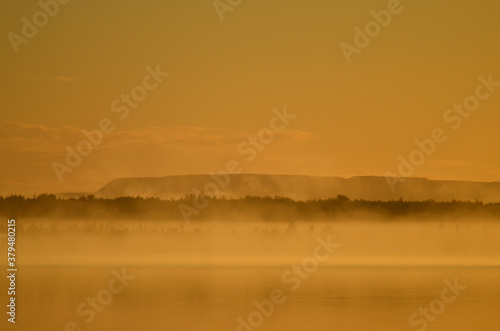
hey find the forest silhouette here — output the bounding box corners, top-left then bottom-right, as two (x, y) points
(1, 194), (499, 221)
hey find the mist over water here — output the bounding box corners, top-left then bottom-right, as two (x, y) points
(4, 215), (499, 331)
(14, 218), (500, 267)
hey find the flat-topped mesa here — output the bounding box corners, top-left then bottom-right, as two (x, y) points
(94, 174), (500, 203)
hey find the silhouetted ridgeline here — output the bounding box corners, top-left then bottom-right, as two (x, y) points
(1, 194), (500, 221)
(94, 174), (500, 202)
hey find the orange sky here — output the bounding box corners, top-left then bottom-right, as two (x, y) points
(1, 0), (500, 194)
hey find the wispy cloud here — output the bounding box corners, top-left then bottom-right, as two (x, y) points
(0, 122), (317, 154)
(0, 121), (318, 193)
(26, 75), (100, 84)
(427, 160), (476, 168)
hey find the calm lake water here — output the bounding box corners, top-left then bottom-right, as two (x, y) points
(3, 266), (500, 331)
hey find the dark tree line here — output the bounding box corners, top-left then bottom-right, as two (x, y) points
(0, 194), (499, 221)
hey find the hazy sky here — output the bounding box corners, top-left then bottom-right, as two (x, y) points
(1, 0), (500, 194)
